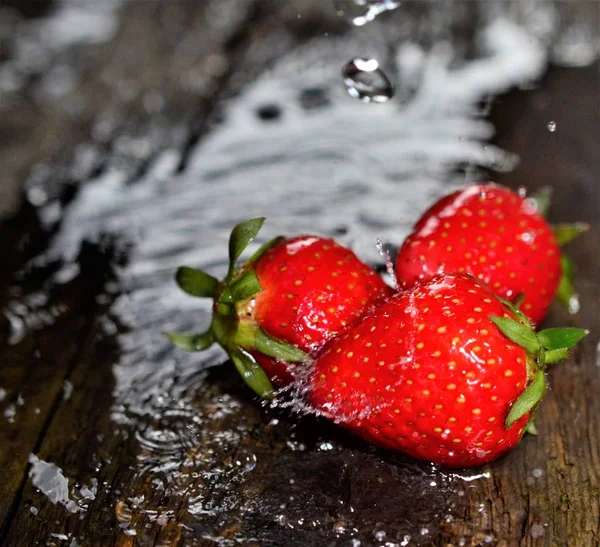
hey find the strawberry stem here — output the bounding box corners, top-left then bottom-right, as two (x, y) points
(169, 217), (308, 399)
(229, 270), (263, 302)
(545, 348), (569, 364)
(490, 304), (588, 429)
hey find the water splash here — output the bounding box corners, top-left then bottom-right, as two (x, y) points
(28, 454), (80, 513)
(342, 58), (395, 103)
(376, 237), (398, 289)
(335, 0), (401, 27)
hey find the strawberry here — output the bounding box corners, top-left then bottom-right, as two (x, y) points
(167, 218), (391, 397)
(309, 273), (587, 467)
(395, 183), (588, 324)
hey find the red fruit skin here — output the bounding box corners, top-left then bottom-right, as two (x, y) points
(243, 236), (392, 385)
(309, 274), (531, 468)
(395, 183), (561, 325)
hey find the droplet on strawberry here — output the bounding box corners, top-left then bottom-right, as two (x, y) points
(168, 218), (391, 397)
(309, 273), (587, 468)
(395, 183), (587, 324)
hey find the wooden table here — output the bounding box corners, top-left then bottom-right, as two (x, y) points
(1, 2), (598, 545)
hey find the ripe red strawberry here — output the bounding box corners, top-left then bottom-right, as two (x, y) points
(309, 273), (587, 467)
(395, 183), (588, 325)
(168, 218), (391, 397)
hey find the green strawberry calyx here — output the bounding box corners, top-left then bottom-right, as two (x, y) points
(490, 296), (588, 429)
(529, 187), (590, 315)
(165, 217), (307, 399)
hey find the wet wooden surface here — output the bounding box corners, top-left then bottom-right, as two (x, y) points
(0, 2), (599, 546)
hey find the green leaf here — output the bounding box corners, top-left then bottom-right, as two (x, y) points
(254, 329), (307, 363)
(525, 420), (538, 436)
(513, 293), (525, 309)
(235, 323), (307, 363)
(545, 348), (569, 364)
(166, 331), (214, 352)
(176, 266), (218, 298)
(231, 349), (274, 399)
(538, 327), (589, 350)
(496, 296), (531, 327)
(556, 256), (580, 314)
(245, 236), (285, 266)
(506, 371), (546, 427)
(229, 270), (263, 302)
(489, 316), (540, 354)
(553, 222), (590, 247)
(228, 218), (265, 276)
(529, 186), (552, 217)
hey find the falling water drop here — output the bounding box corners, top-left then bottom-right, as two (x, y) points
(376, 237), (397, 289)
(342, 58), (394, 103)
(547, 121), (557, 132)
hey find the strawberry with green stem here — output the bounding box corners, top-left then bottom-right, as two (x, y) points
(309, 273), (587, 467)
(395, 183), (588, 324)
(167, 218), (392, 398)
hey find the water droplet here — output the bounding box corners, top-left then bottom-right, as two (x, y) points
(517, 186), (527, 198)
(532, 468), (543, 478)
(274, 514), (289, 527)
(521, 231), (535, 244)
(333, 520), (348, 534)
(547, 121), (557, 132)
(568, 295), (580, 314)
(373, 527), (386, 541)
(376, 237), (397, 289)
(342, 58), (394, 103)
(530, 524), (545, 538)
(336, 0), (401, 26)
(27, 186), (49, 206)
